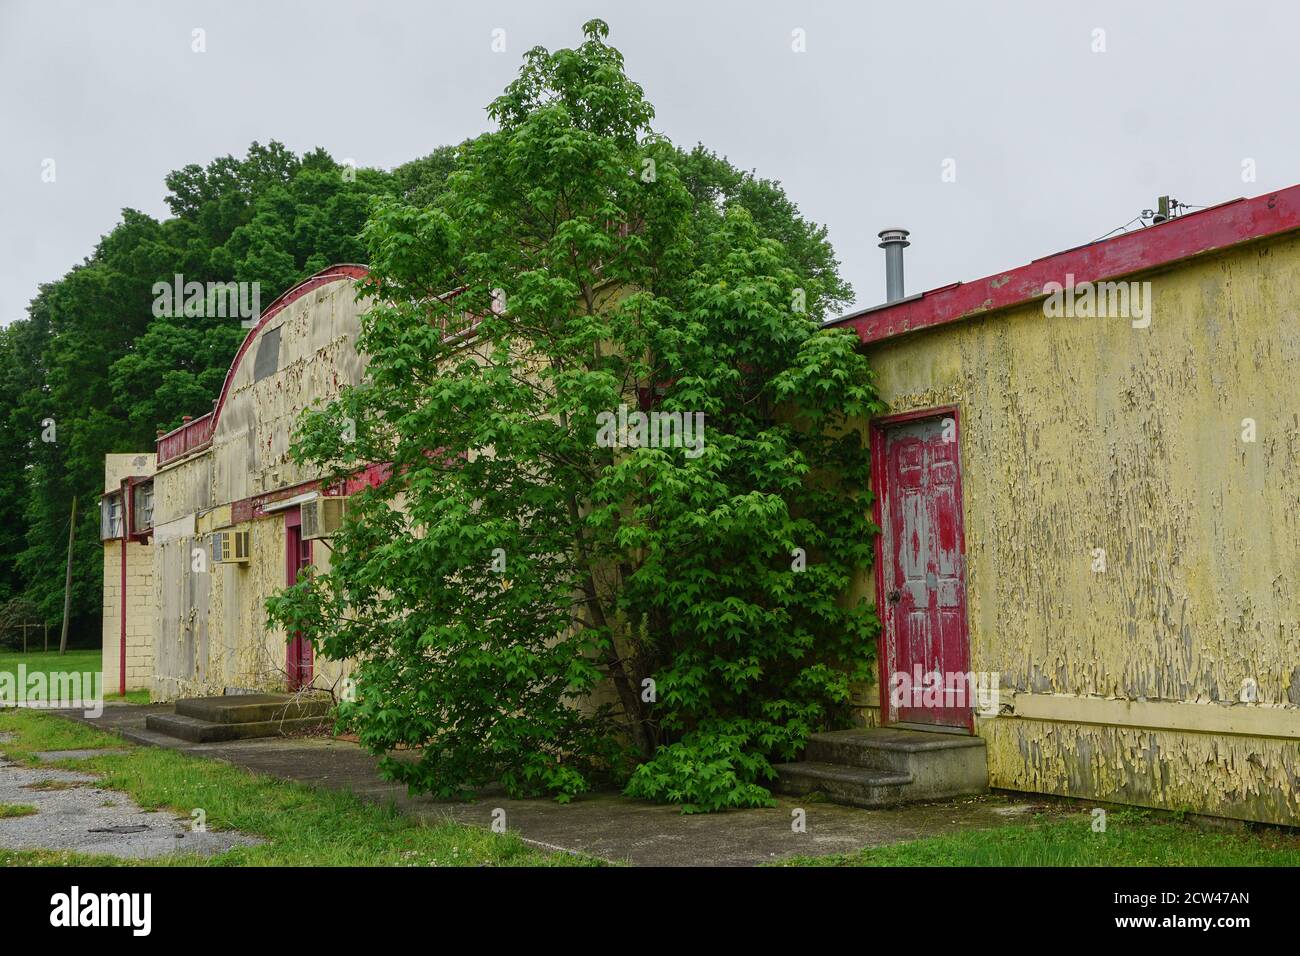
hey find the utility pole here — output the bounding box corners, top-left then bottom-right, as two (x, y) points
(59, 496), (76, 656)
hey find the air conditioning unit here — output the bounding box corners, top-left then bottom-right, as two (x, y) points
(302, 496), (348, 540)
(210, 529), (251, 565)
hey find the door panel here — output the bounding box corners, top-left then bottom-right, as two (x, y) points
(881, 414), (971, 729)
(285, 512), (314, 691)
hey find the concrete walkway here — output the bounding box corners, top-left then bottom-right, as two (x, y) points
(59, 704), (1048, 866)
(0, 751), (261, 859)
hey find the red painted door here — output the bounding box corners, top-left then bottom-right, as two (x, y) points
(881, 414), (971, 729)
(285, 510), (314, 691)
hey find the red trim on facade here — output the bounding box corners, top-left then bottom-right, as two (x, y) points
(336, 461), (393, 496)
(156, 414), (214, 464)
(227, 461), (390, 524)
(125, 476), (152, 543)
(230, 479), (323, 525)
(869, 404), (973, 733)
(156, 264), (370, 466)
(830, 185), (1300, 345)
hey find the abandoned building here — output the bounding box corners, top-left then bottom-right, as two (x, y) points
(101, 264), (373, 702)
(809, 184), (1300, 826)
(103, 184), (1300, 826)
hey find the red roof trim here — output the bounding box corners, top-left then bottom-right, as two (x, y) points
(156, 264), (369, 465)
(829, 185), (1300, 345)
(227, 461), (391, 524)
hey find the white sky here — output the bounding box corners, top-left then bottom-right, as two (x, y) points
(3, 0), (1299, 325)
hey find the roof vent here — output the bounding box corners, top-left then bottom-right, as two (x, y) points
(878, 228), (910, 302)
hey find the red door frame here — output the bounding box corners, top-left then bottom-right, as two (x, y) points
(869, 404), (974, 733)
(284, 508), (314, 691)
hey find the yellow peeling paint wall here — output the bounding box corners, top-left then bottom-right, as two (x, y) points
(151, 453), (211, 528)
(153, 516), (316, 699)
(147, 277), (368, 698)
(859, 233), (1300, 824)
(211, 279), (368, 503)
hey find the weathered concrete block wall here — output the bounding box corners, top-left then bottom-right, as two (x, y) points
(858, 232), (1300, 824)
(101, 539), (155, 694)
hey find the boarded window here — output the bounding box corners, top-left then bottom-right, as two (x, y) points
(100, 493), (124, 540)
(253, 325), (281, 382)
(132, 481), (154, 532)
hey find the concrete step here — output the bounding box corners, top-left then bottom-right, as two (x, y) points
(144, 712), (330, 743)
(174, 694), (331, 725)
(771, 762), (914, 808)
(807, 727), (985, 770)
(774, 727), (989, 807)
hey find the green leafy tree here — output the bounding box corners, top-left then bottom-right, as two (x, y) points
(270, 21), (882, 811)
(392, 145), (461, 209)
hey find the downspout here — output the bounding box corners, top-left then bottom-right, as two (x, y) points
(119, 480), (128, 697)
(119, 536), (127, 697)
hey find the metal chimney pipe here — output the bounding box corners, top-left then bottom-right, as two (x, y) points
(878, 228), (911, 302)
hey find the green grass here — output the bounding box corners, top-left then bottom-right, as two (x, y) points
(24, 779), (84, 791)
(0, 707), (121, 765)
(0, 709), (593, 867)
(780, 807), (1300, 866)
(0, 647), (100, 676)
(108, 689), (150, 704)
(0, 803), (37, 818)
(0, 849), (110, 865)
(0, 648), (150, 704)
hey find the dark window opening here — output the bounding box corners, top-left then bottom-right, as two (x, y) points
(254, 325), (281, 382)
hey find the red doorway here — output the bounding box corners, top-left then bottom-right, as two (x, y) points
(285, 508), (314, 691)
(871, 407), (973, 732)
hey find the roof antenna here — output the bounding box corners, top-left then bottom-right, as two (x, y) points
(1143, 196), (1187, 225)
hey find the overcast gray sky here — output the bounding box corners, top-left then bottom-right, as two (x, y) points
(3, 0), (1299, 325)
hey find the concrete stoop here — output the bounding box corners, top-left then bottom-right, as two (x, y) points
(144, 694), (332, 744)
(773, 727), (988, 809)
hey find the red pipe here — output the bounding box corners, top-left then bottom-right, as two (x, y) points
(119, 528), (127, 697)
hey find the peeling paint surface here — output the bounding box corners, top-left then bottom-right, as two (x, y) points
(859, 234), (1300, 824)
(983, 718), (1299, 825)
